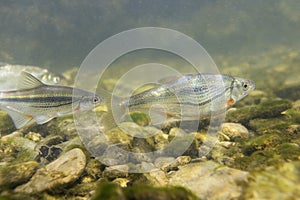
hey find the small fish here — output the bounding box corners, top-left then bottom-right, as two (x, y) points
(0, 63), (66, 90)
(120, 74), (255, 122)
(0, 72), (103, 129)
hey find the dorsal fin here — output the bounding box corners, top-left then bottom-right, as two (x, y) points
(18, 71), (45, 90)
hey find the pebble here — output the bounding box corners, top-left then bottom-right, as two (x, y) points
(0, 161), (39, 189)
(169, 161), (248, 200)
(15, 148), (86, 193)
(220, 123), (249, 141)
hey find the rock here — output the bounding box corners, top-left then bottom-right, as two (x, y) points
(0, 135), (38, 163)
(15, 148), (86, 193)
(92, 183), (126, 200)
(35, 135), (64, 162)
(84, 159), (103, 181)
(242, 133), (281, 156)
(154, 157), (176, 169)
(163, 133), (198, 158)
(151, 130), (169, 151)
(105, 125), (133, 145)
(0, 161), (38, 190)
(0, 110), (16, 135)
(169, 161), (248, 200)
(226, 99), (292, 125)
(243, 161), (300, 199)
(102, 165), (129, 180)
(143, 170), (169, 186)
(209, 143), (235, 166)
(100, 143), (130, 166)
(67, 181), (99, 198)
(248, 118), (290, 135)
(281, 100), (300, 123)
(220, 123), (249, 140)
(124, 184), (200, 200)
(92, 182), (200, 200)
(25, 131), (42, 142)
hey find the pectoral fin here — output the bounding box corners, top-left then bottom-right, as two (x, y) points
(1, 107), (33, 129)
(34, 115), (54, 124)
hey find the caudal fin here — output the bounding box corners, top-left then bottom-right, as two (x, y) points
(0, 106), (32, 129)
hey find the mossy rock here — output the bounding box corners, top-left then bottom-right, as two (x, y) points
(92, 182), (200, 200)
(0, 111), (16, 135)
(232, 150), (282, 171)
(162, 134), (198, 158)
(243, 161), (300, 199)
(242, 134), (281, 155)
(92, 183), (125, 200)
(226, 99), (292, 125)
(0, 161), (38, 190)
(248, 117), (291, 134)
(277, 143), (300, 160)
(0, 136), (38, 163)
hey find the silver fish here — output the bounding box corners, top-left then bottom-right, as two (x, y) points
(120, 74), (255, 121)
(0, 63), (66, 90)
(0, 71), (103, 129)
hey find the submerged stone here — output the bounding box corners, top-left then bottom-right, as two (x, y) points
(243, 161), (300, 199)
(15, 148), (86, 194)
(0, 135), (38, 163)
(226, 99), (292, 125)
(220, 123), (249, 140)
(0, 161), (38, 190)
(169, 161), (248, 200)
(92, 182), (200, 200)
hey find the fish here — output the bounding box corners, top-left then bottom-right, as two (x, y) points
(0, 71), (104, 129)
(119, 74), (255, 123)
(0, 63), (67, 91)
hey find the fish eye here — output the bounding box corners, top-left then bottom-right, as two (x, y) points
(92, 97), (100, 104)
(242, 82), (248, 90)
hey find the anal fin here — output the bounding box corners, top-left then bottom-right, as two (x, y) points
(34, 115), (54, 124)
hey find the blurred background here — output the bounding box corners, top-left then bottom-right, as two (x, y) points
(0, 0), (299, 95)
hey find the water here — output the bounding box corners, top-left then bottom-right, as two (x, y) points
(0, 1), (300, 199)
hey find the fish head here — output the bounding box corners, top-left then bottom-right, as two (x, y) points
(76, 92), (104, 111)
(230, 77), (255, 105)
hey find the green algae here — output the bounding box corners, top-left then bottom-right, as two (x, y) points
(278, 143), (300, 160)
(243, 161), (300, 199)
(0, 111), (16, 136)
(0, 136), (38, 163)
(248, 118), (291, 135)
(125, 111), (151, 126)
(92, 183), (125, 200)
(242, 134), (281, 155)
(226, 99), (292, 125)
(0, 161), (38, 190)
(92, 182), (200, 200)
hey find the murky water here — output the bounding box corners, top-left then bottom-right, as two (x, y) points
(0, 1), (300, 199)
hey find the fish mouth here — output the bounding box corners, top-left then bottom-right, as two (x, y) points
(248, 79), (256, 90)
